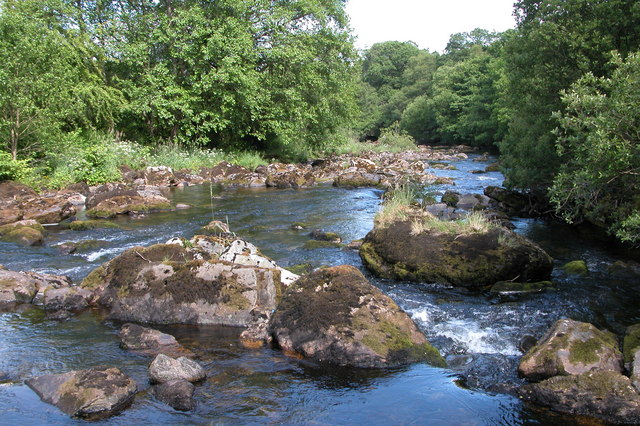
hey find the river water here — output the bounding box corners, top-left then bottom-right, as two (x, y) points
(1, 154), (638, 424)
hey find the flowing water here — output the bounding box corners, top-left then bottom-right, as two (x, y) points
(1, 154), (638, 424)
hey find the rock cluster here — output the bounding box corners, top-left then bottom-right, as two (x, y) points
(518, 319), (640, 423)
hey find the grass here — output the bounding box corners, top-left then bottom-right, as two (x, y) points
(375, 185), (420, 228)
(410, 211), (496, 236)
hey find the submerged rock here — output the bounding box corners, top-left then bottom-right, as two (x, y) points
(518, 371), (640, 424)
(148, 354), (206, 384)
(360, 220), (553, 288)
(269, 265), (445, 369)
(518, 319), (623, 382)
(119, 323), (194, 358)
(561, 260), (589, 275)
(81, 242), (283, 327)
(26, 367), (137, 420)
(152, 379), (196, 411)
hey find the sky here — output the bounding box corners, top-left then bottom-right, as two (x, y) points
(344, 0), (517, 53)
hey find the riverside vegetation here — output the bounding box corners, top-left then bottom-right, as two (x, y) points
(0, 0), (638, 244)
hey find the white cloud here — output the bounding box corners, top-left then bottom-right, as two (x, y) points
(345, 0), (516, 52)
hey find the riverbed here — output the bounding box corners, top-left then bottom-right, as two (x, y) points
(1, 153), (637, 424)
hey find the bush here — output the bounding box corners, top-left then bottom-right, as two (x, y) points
(0, 152), (32, 181)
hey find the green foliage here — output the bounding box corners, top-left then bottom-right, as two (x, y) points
(0, 0), (124, 160)
(550, 53), (640, 245)
(361, 41), (421, 90)
(0, 151), (31, 181)
(499, 0), (640, 190)
(377, 122), (416, 152)
(109, 0), (358, 151)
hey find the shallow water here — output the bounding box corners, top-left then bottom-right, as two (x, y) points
(1, 153), (637, 424)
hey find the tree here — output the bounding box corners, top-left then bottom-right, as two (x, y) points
(0, 0), (123, 159)
(499, 0), (640, 190)
(106, 0), (358, 151)
(551, 53), (640, 244)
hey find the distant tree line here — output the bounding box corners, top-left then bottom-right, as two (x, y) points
(357, 0), (640, 244)
(0, 0), (638, 243)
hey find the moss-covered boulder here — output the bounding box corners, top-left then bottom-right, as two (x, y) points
(360, 220), (553, 288)
(81, 243), (282, 326)
(69, 220), (119, 231)
(0, 219), (45, 246)
(518, 319), (623, 382)
(561, 260), (589, 275)
(624, 324), (640, 365)
(268, 265), (445, 368)
(20, 193), (76, 224)
(518, 371), (640, 424)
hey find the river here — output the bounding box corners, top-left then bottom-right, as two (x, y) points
(1, 153), (637, 424)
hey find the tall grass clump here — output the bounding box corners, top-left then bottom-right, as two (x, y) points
(375, 185), (419, 227)
(411, 211), (496, 236)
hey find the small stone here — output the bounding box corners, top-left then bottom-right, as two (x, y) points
(148, 354), (206, 384)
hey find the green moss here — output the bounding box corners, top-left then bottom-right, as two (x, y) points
(359, 318), (446, 368)
(623, 324), (640, 364)
(303, 240), (342, 250)
(69, 220), (119, 231)
(0, 222), (45, 235)
(80, 266), (107, 290)
(286, 263), (314, 275)
(86, 209), (116, 219)
(1, 227), (43, 246)
(562, 260), (589, 275)
(291, 222), (309, 230)
(569, 338), (601, 364)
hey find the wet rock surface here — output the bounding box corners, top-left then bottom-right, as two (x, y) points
(26, 366), (137, 420)
(269, 265), (445, 368)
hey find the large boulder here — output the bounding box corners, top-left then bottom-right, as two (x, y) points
(119, 323), (194, 358)
(81, 243), (282, 326)
(26, 367), (137, 420)
(148, 354), (206, 384)
(360, 219), (553, 288)
(269, 265), (445, 368)
(518, 371), (640, 424)
(518, 319), (623, 382)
